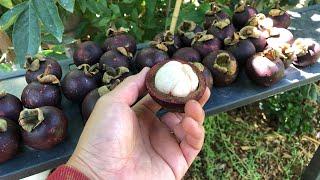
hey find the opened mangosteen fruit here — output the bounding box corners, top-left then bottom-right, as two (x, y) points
(103, 27), (137, 56)
(0, 91), (23, 122)
(267, 27), (294, 48)
(203, 50), (238, 86)
(99, 49), (130, 72)
(146, 60), (206, 112)
(73, 41), (103, 66)
(153, 31), (182, 56)
(232, 1), (257, 30)
(224, 33), (256, 65)
(133, 47), (169, 72)
(25, 56), (62, 84)
(21, 67), (61, 109)
(82, 86), (110, 123)
(177, 20), (203, 47)
(247, 13), (274, 38)
(246, 49), (285, 87)
(275, 43), (297, 68)
(239, 26), (267, 52)
(268, 7), (291, 29)
(192, 31), (222, 58)
(204, 2), (229, 30)
(61, 64), (100, 102)
(0, 118), (20, 163)
(208, 18), (236, 41)
(292, 38), (320, 67)
(172, 47), (201, 63)
(193, 62), (214, 90)
(19, 107), (67, 150)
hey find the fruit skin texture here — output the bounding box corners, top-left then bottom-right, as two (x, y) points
(267, 28), (294, 48)
(99, 50), (130, 71)
(232, 4), (257, 30)
(204, 10), (229, 30)
(293, 39), (320, 67)
(73, 41), (103, 66)
(103, 34), (137, 55)
(225, 39), (256, 66)
(192, 32), (222, 58)
(61, 67), (99, 102)
(0, 118), (20, 163)
(203, 50), (239, 86)
(239, 26), (267, 52)
(172, 47), (201, 63)
(154, 31), (182, 56)
(20, 107), (67, 150)
(21, 81), (61, 109)
(146, 60), (206, 112)
(0, 93), (23, 122)
(268, 9), (291, 29)
(246, 54), (285, 87)
(81, 89), (100, 123)
(25, 58), (62, 84)
(133, 47), (169, 72)
(208, 19), (236, 41)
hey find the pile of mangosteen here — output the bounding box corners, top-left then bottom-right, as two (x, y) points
(1, 1), (320, 164)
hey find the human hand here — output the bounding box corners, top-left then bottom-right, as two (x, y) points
(67, 67), (211, 179)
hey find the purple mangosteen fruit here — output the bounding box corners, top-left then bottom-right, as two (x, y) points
(204, 2), (229, 30)
(103, 27), (137, 56)
(246, 49), (285, 87)
(19, 107), (67, 150)
(247, 13), (274, 38)
(21, 67), (61, 109)
(153, 31), (182, 56)
(268, 7), (291, 29)
(73, 41), (103, 66)
(0, 91), (23, 122)
(172, 47), (201, 63)
(25, 56), (62, 84)
(292, 38), (320, 67)
(0, 118), (20, 163)
(177, 20), (203, 47)
(232, 1), (257, 30)
(193, 62), (214, 90)
(61, 64), (100, 102)
(239, 26), (267, 52)
(208, 18), (236, 41)
(133, 47), (169, 72)
(99, 49), (130, 72)
(203, 50), (239, 86)
(191, 31), (222, 58)
(224, 33), (256, 65)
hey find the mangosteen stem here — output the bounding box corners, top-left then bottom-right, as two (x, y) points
(213, 53), (233, 74)
(0, 90), (6, 98)
(0, 118), (7, 132)
(19, 108), (44, 133)
(169, 0), (183, 34)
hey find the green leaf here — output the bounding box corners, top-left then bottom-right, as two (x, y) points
(78, 0), (87, 13)
(0, 2), (28, 30)
(13, 2), (40, 66)
(0, 0), (13, 8)
(58, 0), (75, 13)
(145, 0), (156, 24)
(31, 0), (64, 42)
(110, 4), (121, 18)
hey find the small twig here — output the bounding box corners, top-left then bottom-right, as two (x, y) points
(165, 0), (172, 31)
(302, 135), (320, 145)
(169, 0), (182, 34)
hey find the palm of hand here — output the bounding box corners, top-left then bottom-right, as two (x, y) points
(68, 68), (210, 180)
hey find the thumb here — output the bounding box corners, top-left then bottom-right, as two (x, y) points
(106, 67), (150, 106)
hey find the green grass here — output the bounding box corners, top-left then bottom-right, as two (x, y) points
(185, 113), (318, 180)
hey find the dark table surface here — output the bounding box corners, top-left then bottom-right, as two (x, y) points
(1, 5), (320, 180)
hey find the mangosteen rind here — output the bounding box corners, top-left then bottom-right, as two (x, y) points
(0, 92), (23, 122)
(0, 118), (19, 163)
(73, 41), (103, 66)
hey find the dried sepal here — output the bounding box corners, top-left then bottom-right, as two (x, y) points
(191, 31), (214, 45)
(292, 39), (309, 57)
(224, 33), (240, 46)
(102, 66), (130, 84)
(213, 53), (236, 75)
(37, 74), (60, 85)
(107, 26), (129, 37)
(263, 48), (280, 61)
(193, 62), (205, 72)
(19, 108), (45, 133)
(206, 2), (222, 15)
(177, 20), (197, 35)
(117, 47), (133, 58)
(239, 26), (261, 39)
(0, 118), (7, 132)
(269, 9), (285, 17)
(24, 55), (45, 71)
(213, 18), (231, 29)
(78, 64), (100, 77)
(234, 1), (246, 13)
(97, 86), (111, 97)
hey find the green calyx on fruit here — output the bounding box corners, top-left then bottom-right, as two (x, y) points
(206, 2), (222, 15)
(193, 62), (205, 72)
(213, 53), (236, 75)
(24, 55), (45, 71)
(240, 26), (261, 39)
(19, 108), (45, 133)
(78, 64), (100, 77)
(0, 118), (7, 132)
(213, 18), (231, 30)
(102, 66), (130, 84)
(234, 0), (246, 13)
(224, 32), (240, 46)
(191, 31), (214, 45)
(178, 20), (197, 39)
(269, 9), (285, 17)
(0, 90), (6, 98)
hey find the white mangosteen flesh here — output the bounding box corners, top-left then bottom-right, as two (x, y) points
(155, 61), (199, 97)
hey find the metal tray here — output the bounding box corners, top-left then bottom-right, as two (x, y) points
(1, 5), (320, 179)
